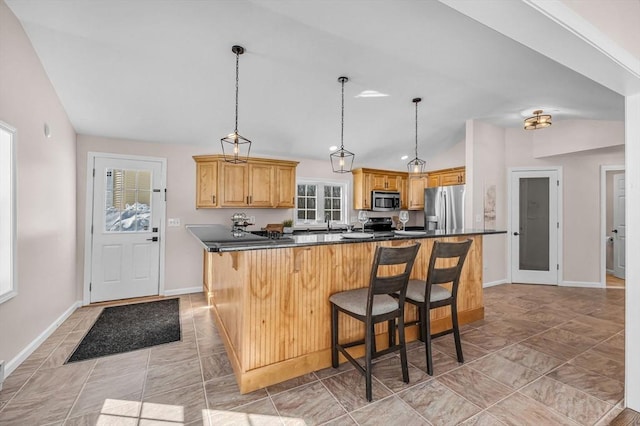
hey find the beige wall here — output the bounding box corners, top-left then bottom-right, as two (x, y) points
(0, 1), (77, 368)
(76, 135), (353, 293)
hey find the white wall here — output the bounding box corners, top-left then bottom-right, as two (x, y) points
(76, 135), (353, 294)
(505, 124), (625, 285)
(0, 1), (77, 370)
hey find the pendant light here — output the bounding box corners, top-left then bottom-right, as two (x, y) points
(221, 45), (252, 163)
(330, 76), (355, 173)
(524, 109), (552, 130)
(407, 97), (426, 173)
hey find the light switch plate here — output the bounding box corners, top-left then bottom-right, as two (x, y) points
(168, 218), (181, 227)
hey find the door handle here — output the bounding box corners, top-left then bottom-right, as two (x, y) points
(513, 232), (520, 236)
(146, 236), (159, 242)
(612, 229), (618, 233)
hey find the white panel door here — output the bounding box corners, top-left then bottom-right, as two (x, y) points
(613, 173), (626, 279)
(90, 157), (164, 303)
(510, 169), (559, 285)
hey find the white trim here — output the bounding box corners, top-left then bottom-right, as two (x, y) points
(0, 121), (17, 305)
(507, 166), (563, 285)
(483, 279), (508, 288)
(164, 286), (202, 297)
(560, 280), (602, 289)
(600, 165), (624, 289)
(83, 152), (167, 306)
(5, 301), (81, 376)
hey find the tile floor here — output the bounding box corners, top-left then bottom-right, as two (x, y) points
(0, 284), (626, 425)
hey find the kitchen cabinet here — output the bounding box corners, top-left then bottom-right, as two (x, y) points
(352, 168), (408, 210)
(196, 161), (218, 208)
(193, 155), (298, 208)
(408, 173), (428, 210)
(426, 166), (465, 187)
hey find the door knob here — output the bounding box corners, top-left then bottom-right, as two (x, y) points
(146, 236), (159, 242)
(612, 229), (618, 233)
(513, 232), (520, 236)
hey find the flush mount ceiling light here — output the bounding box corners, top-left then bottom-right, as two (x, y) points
(524, 109), (552, 130)
(330, 76), (355, 173)
(221, 45), (252, 163)
(407, 97), (426, 174)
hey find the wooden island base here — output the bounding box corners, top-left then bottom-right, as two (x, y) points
(204, 235), (483, 393)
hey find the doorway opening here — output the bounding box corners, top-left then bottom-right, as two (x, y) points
(601, 165), (625, 289)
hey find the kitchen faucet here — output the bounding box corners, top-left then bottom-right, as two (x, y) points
(325, 213), (331, 231)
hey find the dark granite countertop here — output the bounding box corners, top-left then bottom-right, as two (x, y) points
(187, 224), (506, 253)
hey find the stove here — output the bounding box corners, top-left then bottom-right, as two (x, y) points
(364, 217), (393, 232)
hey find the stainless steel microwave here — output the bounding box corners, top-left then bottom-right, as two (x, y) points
(371, 191), (401, 211)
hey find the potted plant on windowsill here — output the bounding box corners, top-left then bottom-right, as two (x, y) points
(282, 219), (294, 234)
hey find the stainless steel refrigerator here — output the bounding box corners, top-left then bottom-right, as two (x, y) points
(424, 184), (465, 232)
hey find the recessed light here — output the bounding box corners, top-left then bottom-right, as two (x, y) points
(400, 155), (409, 160)
(355, 90), (389, 98)
(329, 145), (338, 152)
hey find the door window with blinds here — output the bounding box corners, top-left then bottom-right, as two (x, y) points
(104, 169), (152, 232)
(295, 179), (347, 225)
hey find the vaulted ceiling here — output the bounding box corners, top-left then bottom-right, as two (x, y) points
(7, 0), (624, 169)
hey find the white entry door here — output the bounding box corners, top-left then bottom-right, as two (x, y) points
(613, 173), (626, 279)
(90, 156), (165, 303)
(510, 169), (560, 285)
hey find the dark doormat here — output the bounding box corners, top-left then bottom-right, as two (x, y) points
(66, 298), (181, 363)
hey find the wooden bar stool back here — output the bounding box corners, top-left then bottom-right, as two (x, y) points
(405, 239), (472, 375)
(329, 243), (420, 402)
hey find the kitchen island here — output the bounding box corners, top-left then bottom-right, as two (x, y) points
(188, 225), (504, 393)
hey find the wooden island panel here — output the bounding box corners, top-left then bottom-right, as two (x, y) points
(205, 235), (483, 393)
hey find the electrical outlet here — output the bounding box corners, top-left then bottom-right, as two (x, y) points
(168, 218), (181, 227)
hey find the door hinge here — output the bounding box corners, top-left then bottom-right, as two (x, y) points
(557, 222), (559, 229)
(557, 180), (559, 186)
(92, 168), (95, 177)
(89, 282), (92, 291)
(557, 264), (559, 270)
(165, 188), (167, 201)
(91, 224), (93, 234)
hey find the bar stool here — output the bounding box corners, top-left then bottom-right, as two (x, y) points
(329, 243), (420, 402)
(405, 239), (472, 375)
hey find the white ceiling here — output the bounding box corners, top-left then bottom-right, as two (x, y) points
(7, 0), (624, 169)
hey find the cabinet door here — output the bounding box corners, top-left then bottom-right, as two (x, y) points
(400, 176), (408, 209)
(196, 161), (218, 208)
(408, 174), (427, 210)
(440, 171), (462, 186)
(371, 174), (388, 190)
(275, 165), (296, 208)
(248, 163), (275, 207)
(427, 174), (440, 188)
(386, 175), (401, 191)
(219, 162), (249, 207)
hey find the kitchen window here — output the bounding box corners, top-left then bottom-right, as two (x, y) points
(295, 179), (348, 226)
(0, 122), (17, 304)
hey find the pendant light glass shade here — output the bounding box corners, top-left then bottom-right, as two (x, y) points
(524, 109), (552, 130)
(330, 76), (355, 173)
(221, 45), (252, 163)
(407, 97), (426, 173)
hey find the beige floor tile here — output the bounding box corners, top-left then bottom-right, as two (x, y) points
(200, 351), (233, 382)
(431, 337), (489, 362)
(460, 328), (515, 351)
(144, 358), (202, 398)
(317, 414), (357, 425)
(370, 355), (431, 392)
(141, 382), (208, 425)
(546, 364), (624, 405)
(595, 406), (624, 426)
(321, 369), (392, 412)
(89, 349), (150, 382)
(520, 376), (612, 424)
(536, 327), (600, 352)
(70, 370), (145, 418)
(271, 381), (347, 425)
(497, 343), (564, 374)
(349, 395), (428, 425)
(487, 392), (579, 425)
(467, 353), (541, 390)
(399, 380), (481, 425)
(460, 411), (507, 425)
(204, 374), (268, 411)
(314, 361), (354, 380)
(407, 346), (462, 376)
(147, 340), (199, 368)
(569, 349), (625, 383)
(519, 334), (585, 361)
(558, 315), (623, 341)
(591, 334), (625, 363)
(436, 366), (512, 409)
(266, 372), (317, 396)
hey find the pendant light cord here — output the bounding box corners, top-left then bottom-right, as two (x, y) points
(234, 51), (239, 134)
(414, 100), (418, 158)
(340, 78), (345, 150)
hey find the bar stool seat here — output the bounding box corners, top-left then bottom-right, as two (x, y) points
(405, 281), (451, 303)
(330, 243), (420, 402)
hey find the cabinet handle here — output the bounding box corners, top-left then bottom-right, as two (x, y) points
(246, 196), (249, 204)
(212, 195), (216, 203)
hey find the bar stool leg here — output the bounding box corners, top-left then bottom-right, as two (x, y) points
(365, 319), (374, 402)
(331, 304), (339, 368)
(398, 315), (409, 383)
(422, 304), (433, 376)
(451, 301), (464, 363)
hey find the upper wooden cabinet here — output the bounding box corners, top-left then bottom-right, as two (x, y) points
(352, 168), (408, 210)
(427, 167), (465, 187)
(408, 173), (428, 210)
(193, 155), (298, 209)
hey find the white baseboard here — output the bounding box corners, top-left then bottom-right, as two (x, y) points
(483, 279), (509, 288)
(164, 286), (202, 297)
(6, 300), (81, 376)
(560, 281), (604, 289)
